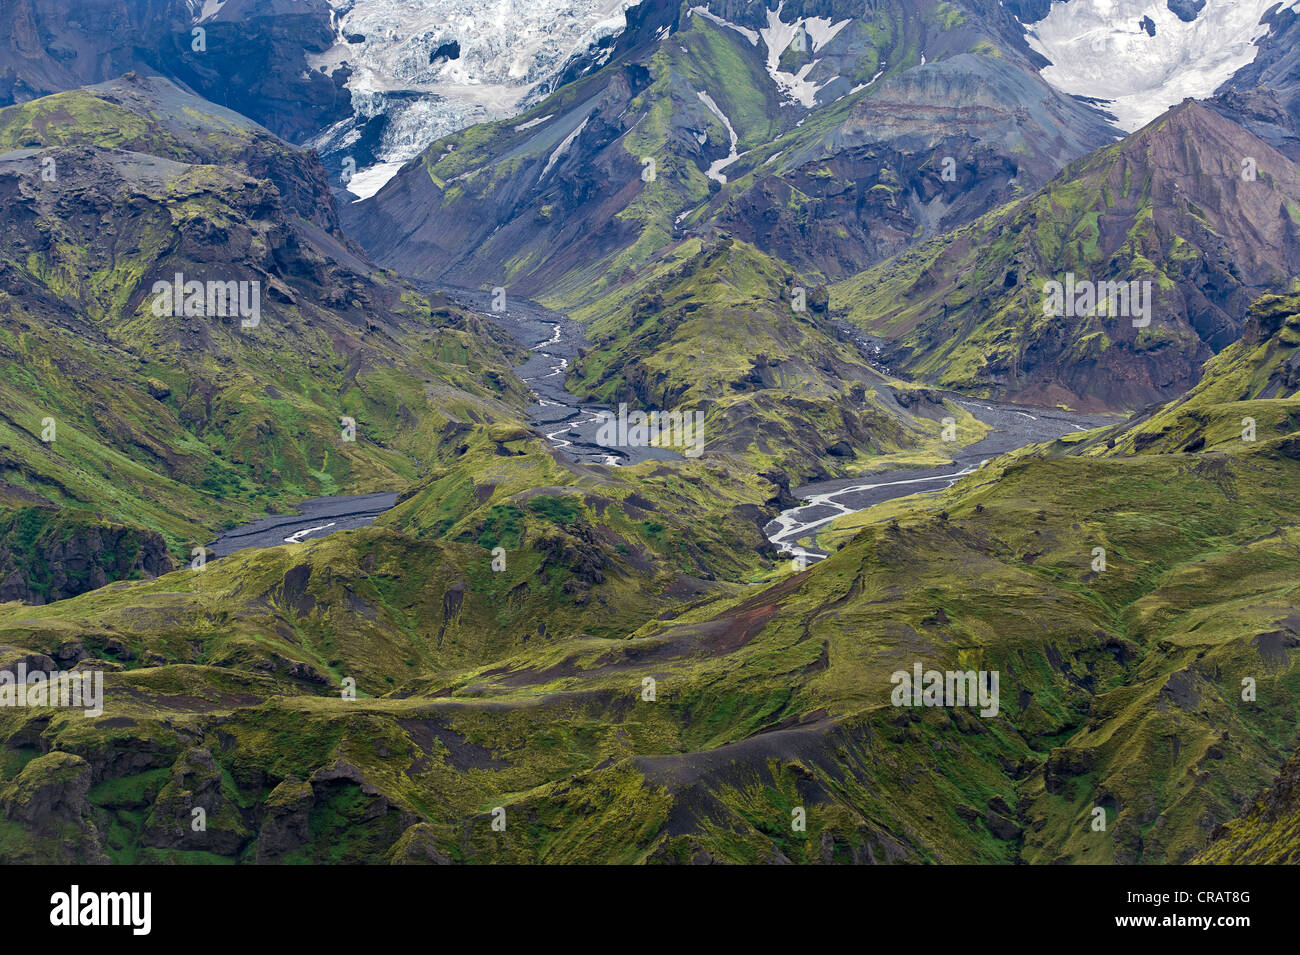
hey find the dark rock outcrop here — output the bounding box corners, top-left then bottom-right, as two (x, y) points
(0, 0), (350, 144)
(0, 508), (173, 604)
(1, 751), (108, 862)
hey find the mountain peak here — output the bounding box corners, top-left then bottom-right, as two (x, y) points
(837, 97), (1300, 409)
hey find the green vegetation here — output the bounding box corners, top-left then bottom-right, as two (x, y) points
(567, 236), (984, 479)
(833, 102), (1300, 411)
(0, 79), (530, 585)
(2, 57), (1299, 866)
(6, 281), (1298, 861)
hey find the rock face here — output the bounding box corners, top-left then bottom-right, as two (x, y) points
(708, 52), (1117, 279)
(0, 0), (351, 144)
(838, 101), (1300, 410)
(142, 748), (250, 855)
(0, 508), (173, 605)
(344, 0), (1115, 304)
(1, 752), (108, 863)
(158, 0), (353, 144)
(255, 779), (315, 863)
(0, 0), (646, 198)
(0, 74), (527, 561)
(305, 0), (641, 198)
(1198, 745), (1300, 864)
(1211, 3), (1300, 161)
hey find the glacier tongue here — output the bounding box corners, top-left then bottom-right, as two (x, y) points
(308, 0), (640, 198)
(1025, 0), (1300, 131)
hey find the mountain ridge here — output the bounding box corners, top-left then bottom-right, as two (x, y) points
(835, 99), (1300, 410)
(344, 0), (1116, 305)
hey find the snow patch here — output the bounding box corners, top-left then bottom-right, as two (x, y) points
(197, 0), (227, 22)
(515, 113), (554, 131)
(347, 160), (406, 200)
(688, 5), (759, 45)
(696, 90), (740, 184)
(802, 16), (851, 52)
(850, 65), (886, 96)
(758, 2), (849, 108)
(541, 116), (590, 179)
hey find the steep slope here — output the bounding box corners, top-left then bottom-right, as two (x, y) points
(307, 0), (643, 198)
(5, 289), (1297, 864)
(0, 0), (352, 143)
(807, 290), (1300, 862)
(1072, 291), (1300, 456)
(835, 101), (1300, 410)
(0, 508), (173, 605)
(1210, 2), (1300, 161)
(1196, 745), (1300, 864)
(1020, 0), (1295, 132)
(0, 0), (652, 202)
(703, 49), (1115, 280)
(6, 296), (1299, 861)
(0, 76), (527, 596)
(564, 236), (983, 479)
(344, 0), (1115, 304)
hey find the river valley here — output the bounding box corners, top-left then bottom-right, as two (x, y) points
(210, 291), (1113, 561)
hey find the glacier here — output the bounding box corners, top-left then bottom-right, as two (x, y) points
(1024, 0), (1300, 131)
(305, 0), (642, 198)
